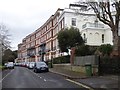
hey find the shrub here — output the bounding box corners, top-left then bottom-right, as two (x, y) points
(52, 55), (70, 64)
(98, 44), (113, 56)
(100, 56), (120, 74)
(75, 45), (96, 56)
(0, 65), (6, 71)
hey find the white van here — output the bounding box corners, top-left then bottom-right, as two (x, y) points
(7, 62), (14, 69)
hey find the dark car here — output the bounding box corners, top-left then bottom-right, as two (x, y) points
(33, 62), (49, 73)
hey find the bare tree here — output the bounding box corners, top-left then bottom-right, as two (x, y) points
(0, 23), (11, 54)
(77, 0), (120, 56)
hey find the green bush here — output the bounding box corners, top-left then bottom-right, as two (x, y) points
(100, 56), (120, 74)
(75, 45), (96, 56)
(0, 65), (6, 70)
(98, 44), (113, 56)
(53, 55), (70, 64)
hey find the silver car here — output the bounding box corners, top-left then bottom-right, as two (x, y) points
(28, 62), (35, 69)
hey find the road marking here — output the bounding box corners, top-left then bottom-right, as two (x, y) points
(66, 79), (94, 90)
(27, 69), (43, 79)
(27, 69), (39, 77)
(0, 69), (14, 83)
(44, 79), (46, 81)
(37, 75), (42, 79)
(27, 69), (49, 82)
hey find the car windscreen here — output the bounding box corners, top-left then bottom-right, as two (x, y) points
(36, 62), (46, 67)
(31, 62), (35, 64)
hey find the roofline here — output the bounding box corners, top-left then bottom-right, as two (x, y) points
(58, 8), (95, 20)
(69, 4), (87, 8)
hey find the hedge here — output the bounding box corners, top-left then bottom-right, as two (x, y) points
(0, 65), (6, 70)
(52, 55), (70, 64)
(99, 56), (120, 75)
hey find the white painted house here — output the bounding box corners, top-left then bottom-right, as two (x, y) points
(81, 22), (113, 46)
(58, 4), (113, 47)
(18, 4), (114, 62)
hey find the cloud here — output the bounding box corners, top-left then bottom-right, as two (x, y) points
(0, 0), (76, 50)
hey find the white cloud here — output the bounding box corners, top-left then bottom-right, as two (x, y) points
(0, 0), (77, 50)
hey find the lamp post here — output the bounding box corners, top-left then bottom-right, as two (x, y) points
(0, 42), (2, 65)
(50, 55), (53, 68)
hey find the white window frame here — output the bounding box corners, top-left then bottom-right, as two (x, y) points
(71, 18), (76, 26)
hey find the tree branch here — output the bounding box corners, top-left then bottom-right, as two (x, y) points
(115, 1), (120, 31)
(107, 2), (115, 27)
(97, 14), (112, 28)
(90, 2), (111, 28)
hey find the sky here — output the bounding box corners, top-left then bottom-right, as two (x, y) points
(0, 0), (78, 50)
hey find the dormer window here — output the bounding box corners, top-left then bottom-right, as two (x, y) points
(94, 19), (98, 27)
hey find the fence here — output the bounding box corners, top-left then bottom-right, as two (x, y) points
(73, 55), (120, 75)
(74, 55), (99, 66)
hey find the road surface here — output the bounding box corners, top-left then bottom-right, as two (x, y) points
(2, 67), (83, 89)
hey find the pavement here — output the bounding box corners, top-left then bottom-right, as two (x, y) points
(50, 67), (119, 89)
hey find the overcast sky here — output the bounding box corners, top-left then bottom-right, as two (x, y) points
(0, 0), (77, 50)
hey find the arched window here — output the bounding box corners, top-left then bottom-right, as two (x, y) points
(89, 33), (93, 43)
(102, 34), (104, 43)
(83, 33), (87, 43)
(83, 33), (86, 39)
(89, 33), (92, 35)
(95, 32), (99, 35)
(95, 32), (99, 43)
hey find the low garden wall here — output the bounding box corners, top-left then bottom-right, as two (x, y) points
(53, 64), (98, 75)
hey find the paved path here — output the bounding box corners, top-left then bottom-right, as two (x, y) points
(50, 67), (86, 79)
(50, 67), (119, 90)
(74, 77), (118, 89)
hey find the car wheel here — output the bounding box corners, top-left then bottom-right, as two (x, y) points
(33, 69), (35, 72)
(35, 69), (38, 73)
(46, 69), (49, 72)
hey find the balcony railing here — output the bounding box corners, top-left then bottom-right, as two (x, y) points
(45, 49), (50, 52)
(27, 52), (35, 57)
(38, 50), (46, 55)
(82, 22), (104, 29)
(27, 46), (35, 50)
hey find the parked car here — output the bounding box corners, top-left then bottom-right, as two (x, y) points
(21, 62), (27, 67)
(7, 62), (14, 69)
(4, 63), (8, 67)
(18, 62), (22, 66)
(33, 62), (49, 73)
(26, 62), (30, 68)
(28, 62), (35, 69)
(4, 63), (8, 69)
(14, 63), (19, 66)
